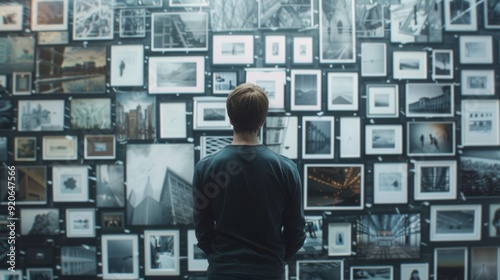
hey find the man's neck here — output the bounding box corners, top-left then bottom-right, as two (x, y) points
(231, 131), (260, 145)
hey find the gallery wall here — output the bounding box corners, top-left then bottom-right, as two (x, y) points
(0, 0), (499, 279)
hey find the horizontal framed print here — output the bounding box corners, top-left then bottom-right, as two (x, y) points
(149, 56), (205, 94)
(213, 71), (238, 94)
(31, 0), (68, 31)
(327, 72), (358, 111)
(42, 135), (78, 161)
(12, 72), (31, 95)
(389, 0), (442, 43)
(297, 260), (343, 280)
(265, 35), (286, 65)
(432, 50), (454, 79)
(302, 116), (334, 159)
(14, 136), (37, 161)
(351, 266), (393, 280)
(151, 12), (208, 52)
(304, 164), (364, 210)
(374, 163), (408, 204)
(328, 223), (351, 256)
(460, 70), (495, 95)
(37, 31), (69, 44)
(119, 8), (146, 38)
(340, 117), (360, 158)
(101, 211), (124, 231)
(290, 69), (321, 111)
(365, 125), (403, 155)
(401, 263), (429, 280)
(61, 245), (97, 275)
(361, 42), (387, 77)
(414, 160), (457, 200)
(490, 204), (500, 237)
(0, 5), (23, 31)
(25, 246), (53, 266)
(52, 165), (89, 202)
(485, 0), (500, 28)
(434, 247), (467, 280)
(20, 208), (59, 235)
(356, 2), (384, 38)
(187, 229), (208, 271)
(460, 149), (500, 198)
(0, 270), (22, 279)
(169, 0), (208, 6)
(430, 205), (481, 241)
(405, 83), (454, 117)
(0, 166), (47, 205)
(84, 134), (116, 159)
(210, 0), (257, 31)
(70, 98), (111, 130)
(26, 268), (53, 280)
(212, 35), (254, 65)
(459, 36), (493, 64)
(73, 0), (113, 40)
(393, 51), (427, 80)
(111, 45), (144, 86)
(200, 136), (232, 158)
(461, 99), (500, 146)
(366, 84), (399, 118)
(102, 234), (139, 280)
(407, 121), (455, 157)
(293, 37), (313, 64)
(114, 0), (163, 7)
(245, 68), (286, 111)
(193, 97), (231, 130)
(444, 0), (477, 31)
(159, 102), (187, 138)
(65, 208), (95, 238)
(18, 100), (64, 131)
(259, 0), (313, 29)
(144, 230), (180, 276)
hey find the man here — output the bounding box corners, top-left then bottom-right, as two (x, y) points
(193, 83), (306, 279)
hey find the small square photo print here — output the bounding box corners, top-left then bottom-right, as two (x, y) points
(14, 136), (36, 161)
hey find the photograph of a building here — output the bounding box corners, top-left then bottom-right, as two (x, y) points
(210, 0), (257, 31)
(259, 0), (313, 29)
(116, 91), (155, 141)
(97, 165), (125, 208)
(320, 0), (355, 62)
(460, 150), (500, 197)
(61, 246), (97, 275)
(18, 100), (64, 131)
(406, 84), (452, 117)
(356, 3), (384, 37)
(152, 13), (207, 51)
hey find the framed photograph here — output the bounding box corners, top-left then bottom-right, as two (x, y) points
(116, 91), (156, 141)
(328, 223), (351, 256)
(401, 263), (429, 280)
(101, 211), (124, 231)
(18, 100), (64, 131)
(0, 37), (35, 74)
(70, 98), (112, 130)
(327, 72), (358, 111)
(366, 84), (399, 118)
(149, 56), (205, 94)
(0, 75), (6, 89)
(485, 0), (500, 28)
(393, 51), (427, 79)
(42, 135), (77, 161)
(101, 234), (139, 279)
(52, 165), (89, 202)
(432, 50), (454, 79)
(355, 3), (384, 38)
(304, 164), (364, 210)
(73, 0), (113, 40)
(365, 125), (403, 155)
(20, 208), (59, 235)
(298, 216), (323, 255)
(65, 208), (95, 238)
(200, 136), (232, 158)
(31, 0), (68, 31)
(471, 247), (498, 279)
(430, 205), (481, 241)
(259, 0), (313, 29)
(111, 45), (144, 86)
(0, 270), (22, 279)
(14, 137), (36, 161)
(460, 70), (495, 95)
(144, 230), (180, 276)
(160, 102), (187, 138)
(361, 43), (386, 76)
(302, 116), (334, 159)
(169, 0), (208, 6)
(461, 99), (500, 146)
(193, 97), (231, 130)
(460, 36), (493, 64)
(187, 230), (208, 271)
(405, 83), (454, 117)
(297, 260), (343, 280)
(1, 166), (47, 205)
(0, 137), (6, 162)
(293, 37), (313, 64)
(26, 268), (53, 280)
(390, 0), (442, 43)
(210, 0), (257, 31)
(444, 0), (477, 31)
(490, 204), (500, 237)
(265, 116), (297, 159)
(245, 68), (286, 111)
(151, 12), (208, 52)
(212, 35), (254, 65)
(84, 135), (116, 159)
(351, 266), (393, 280)
(37, 31), (69, 45)
(290, 69), (321, 111)
(61, 245), (97, 275)
(319, 0), (356, 63)
(265, 35), (286, 65)
(414, 160), (457, 200)
(374, 163), (408, 204)
(340, 117), (360, 158)
(407, 121), (455, 156)
(434, 247), (467, 280)
(12, 72), (31, 95)
(0, 5), (22, 31)
(96, 164), (125, 208)
(113, 0), (163, 7)
(213, 71), (238, 94)
(120, 8), (146, 38)
(460, 149), (500, 197)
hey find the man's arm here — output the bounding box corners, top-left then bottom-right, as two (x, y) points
(192, 164), (216, 256)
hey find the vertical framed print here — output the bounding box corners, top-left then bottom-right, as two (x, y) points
(430, 205), (481, 241)
(405, 84), (454, 118)
(265, 35), (286, 65)
(151, 12), (208, 52)
(434, 247), (467, 280)
(471, 247), (498, 279)
(12, 72), (31, 95)
(65, 208), (95, 238)
(193, 97), (231, 130)
(302, 116), (334, 159)
(14, 136), (37, 161)
(350, 266), (393, 280)
(31, 0), (68, 31)
(484, 0), (500, 28)
(374, 163), (408, 204)
(414, 160), (457, 200)
(444, 0), (477, 31)
(116, 91), (156, 141)
(365, 125), (403, 155)
(0, 75), (7, 89)
(297, 260), (343, 280)
(490, 204), (500, 237)
(328, 223), (351, 256)
(407, 121), (455, 156)
(111, 45), (144, 87)
(73, 0), (113, 40)
(459, 36), (493, 64)
(187, 230), (208, 271)
(96, 164), (125, 208)
(393, 51), (427, 79)
(327, 72), (358, 111)
(293, 37), (313, 64)
(0, 137), (6, 162)
(52, 165), (89, 202)
(356, 2), (384, 38)
(340, 117), (360, 158)
(298, 216), (323, 255)
(401, 263), (429, 280)
(0, 5), (23, 31)
(265, 116), (298, 159)
(119, 8), (146, 38)
(245, 68), (286, 111)
(432, 50), (454, 79)
(148, 56), (205, 94)
(84, 135), (116, 160)
(144, 230), (180, 276)
(290, 70), (321, 111)
(460, 70), (495, 95)
(461, 99), (500, 146)
(366, 84), (399, 118)
(159, 102), (187, 139)
(212, 35), (254, 65)
(101, 234), (139, 280)
(361, 43), (386, 77)
(213, 71), (238, 94)
(42, 135), (78, 161)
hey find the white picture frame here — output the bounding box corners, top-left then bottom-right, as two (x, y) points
(302, 116), (334, 159)
(405, 83), (454, 118)
(212, 35), (254, 65)
(293, 37), (313, 64)
(159, 102), (187, 138)
(328, 223), (351, 256)
(432, 49), (454, 79)
(265, 35), (286, 65)
(414, 160), (457, 200)
(73, 0), (113, 40)
(187, 230), (208, 271)
(31, 0), (68, 31)
(52, 165), (89, 202)
(401, 263), (429, 280)
(365, 125), (403, 155)
(148, 56), (205, 94)
(327, 72), (359, 111)
(111, 45), (144, 87)
(350, 266), (393, 280)
(12, 72), (31, 95)
(461, 99), (500, 146)
(374, 163), (408, 204)
(290, 69), (321, 111)
(430, 205), (482, 241)
(193, 97), (232, 130)
(42, 135), (78, 161)
(151, 12), (208, 52)
(245, 68), (286, 112)
(460, 70), (495, 95)
(393, 51), (427, 80)
(340, 117), (360, 158)
(361, 42), (387, 77)
(366, 84), (399, 118)
(65, 208), (95, 238)
(101, 234), (139, 280)
(0, 5), (23, 31)
(444, 0), (477, 31)
(459, 36), (493, 64)
(144, 230), (180, 276)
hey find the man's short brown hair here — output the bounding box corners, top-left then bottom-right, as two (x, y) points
(226, 83), (269, 133)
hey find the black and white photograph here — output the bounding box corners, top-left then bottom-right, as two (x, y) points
(259, 0), (313, 29)
(0, 166), (46, 205)
(485, 0), (500, 28)
(291, 69), (321, 111)
(407, 122), (455, 156)
(42, 135), (77, 160)
(52, 165), (89, 202)
(101, 234), (139, 280)
(365, 125), (403, 155)
(187, 230), (208, 271)
(149, 56), (205, 93)
(0, 5), (23, 31)
(461, 99), (500, 146)
(213, 71), (238, 94)
(302, 116), (334, 159)
(328, 223), (351, 256)
(17, 100), (64, 131)
(293, 37), (313, 64)
(0, 270), (22, 279)
(355, 2), (384, 38)
(405, 84), (454, 117)
(444, 0), (477, 31)
(36, 46), (106, 94)
(116, 91), (156, 141)
(14, 137), (36, 162)
(351, 266), (393, 280)
(126, 144), (194, 225)
(96, 164), (125, 208)
(113, 0), (163, 7)
(66, 208), (95, 238)
(340, 117), (360, 158)
(26, 268), (53, 280)
(434, 247), (467, 280)
(27, 247), (55, 265)
(320, 0), (356, 63)
(0, 75), (6, 91)
(111, 45), (144, 86)
(37, 31), (69, 45)
(144, 230), (180, 275)
(193, 97), (231, 130)
(460, 70), (495, 95)
(70, 98), (111, 130)
(151, 12), (208, 52)
(61, 245), (97, 275)
(414, 160), (457, 200)
(210, 0), (257, 31)
(366, 84), (399, 118)
(73, 0), (114, 40)
(327, 72), (358, 111)
(31, 0), (68, 31)
(160, 102), (187, 139)
(84, 135), (116, 159)
(297, 216), (323, 255)
(304, 164), (364, 210)
(460, 149), (500, 197)
(490, 204), (500, 237)
(297, 260), (343, 280)
(120, 8), (146, 38)
(200, 136), (233, 158)
(471, 247), (498, 280)
(20, 208), (59, 235)
(430, 204), (481, 241)
(212, 35), (254, 65)
(390, 0), (442, 43)
(246, 68), (286, 111)
(0, 37), (35, 74)
(0, 137), (6, 162)
(101, 211), (124, 231)
(374, 163), (408, 204)
(361, 43), (386, 76)
(459, 36), (493, 64)
(432, 50), (454, 79)
(12, 72), (31, 95)
(266, 116), (298, 159)
(170, 0), (208, 6)
(393, 51), (427, 79)
(401, 263), (429, 280)
(265, 35), (286, 65)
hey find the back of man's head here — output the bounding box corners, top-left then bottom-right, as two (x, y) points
(226, 83), (269, 133)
